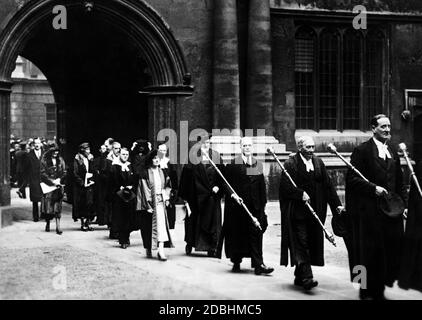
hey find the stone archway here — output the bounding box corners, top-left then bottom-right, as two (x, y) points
(0, 0), (193, 206)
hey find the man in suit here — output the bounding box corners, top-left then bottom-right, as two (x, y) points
(27, 137), (44, 222)
(218, 137), (273, 275)
(346, 114), (406, 300)
(107, 141), (121, 239)
(15, 141), (29, 199)
(279, 136), (344, 290)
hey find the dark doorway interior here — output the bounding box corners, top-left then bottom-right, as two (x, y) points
(18, 6), (152, 163)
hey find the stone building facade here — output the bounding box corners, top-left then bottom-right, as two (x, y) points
(1, 0), (422, 206)
(11, 56), (55, 140)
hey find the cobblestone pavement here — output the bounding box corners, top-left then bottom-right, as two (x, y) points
(1, 190), (421, 300)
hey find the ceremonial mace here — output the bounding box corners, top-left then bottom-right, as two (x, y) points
(398, 143), (422, 198)
(327, 143), (369, 182)
(202, 152), (262, 231)
(267, 146), (336, 247)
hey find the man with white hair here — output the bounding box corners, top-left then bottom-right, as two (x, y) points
(218, 136), (273, 275)
(279, 136), (344, 290)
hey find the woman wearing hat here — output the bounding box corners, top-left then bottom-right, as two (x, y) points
(40, 144), (66, 234)
(110, 148), (138, 249)
(137, 149), (174, 260)
(72, 143), (95, 231)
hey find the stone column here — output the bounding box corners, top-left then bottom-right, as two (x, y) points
(245, 0), (273, 132)
(213, 0), (240, 130)
(0, 80), (12, 206)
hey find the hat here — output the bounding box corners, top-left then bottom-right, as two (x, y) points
(44, 142), (60, 158)
(378, 192), (405, 218)
(79, 142), (90, 152)
(331, 212), (350, 238)
(116, 187), (136, 203)
(145, 149), (159, 168)
(134, 139), (151, 155)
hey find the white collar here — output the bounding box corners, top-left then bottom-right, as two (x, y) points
(118, 161), (131, 172)
(159, 157), (169, 169)
(373, 138), (391, 160)
(299, 153), (314, 172)
(241, 154), (253, 165)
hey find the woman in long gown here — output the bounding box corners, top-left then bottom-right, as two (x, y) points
(138, 150), (173, 261)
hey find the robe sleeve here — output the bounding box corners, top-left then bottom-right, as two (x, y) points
(73, 159), (84, 187)
(346, 147), (377, 197)
(320, 158), (342, 213)
(279, 159), (304, 201)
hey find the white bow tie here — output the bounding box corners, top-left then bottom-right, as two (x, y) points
(377, 144), (391, 160)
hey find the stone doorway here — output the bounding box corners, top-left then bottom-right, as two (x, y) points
(0, 0), (192, 206)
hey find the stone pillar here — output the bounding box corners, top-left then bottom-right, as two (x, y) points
(213, 0), (240, 130)
(245, 0), (273, 132)
(0, 80), (12, 206)
(148, 94), (178, 146)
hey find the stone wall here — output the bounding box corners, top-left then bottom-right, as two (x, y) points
(10, 79), (54, 140)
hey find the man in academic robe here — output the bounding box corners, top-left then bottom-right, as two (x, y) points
(346, 114), (406, 300)
(398, 160), (422, 293)
(106, 141), (121, 239)
(93, 144), (110, 226)
(27, 137), (44, 222)
(279, 136), (344, 290)
(15, 141), (29, 199)
(217, 137), (273, 275)
(178, 133), (223, 257)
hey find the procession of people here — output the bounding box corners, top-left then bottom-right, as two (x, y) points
(8, 113), (422, 299)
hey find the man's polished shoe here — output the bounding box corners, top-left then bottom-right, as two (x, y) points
(254, 264), (274, 275)
(56, 229), (63, 235)
(294, 278), (303, 286)
(232, 263), (241, 273)
(302, 278), (318, 290)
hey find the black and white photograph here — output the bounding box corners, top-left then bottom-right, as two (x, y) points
(0, 0), (422, 313)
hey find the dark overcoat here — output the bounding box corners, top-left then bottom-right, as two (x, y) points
(345, 138), (406, 287)
(40, 155), (66, 219)
(279, 153), (341, 267)
(27, 149), (44, 202)
(93, 153), (111, 225)
(218, 155), (268, 259)
(72, 153), (95, 220)
(178, 149), (223, 251)
(398, 161), (422, 292)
